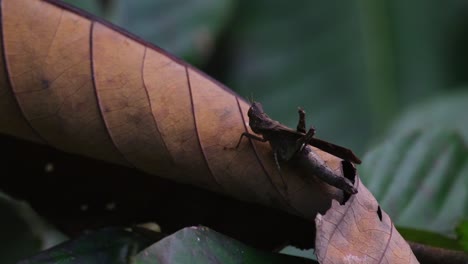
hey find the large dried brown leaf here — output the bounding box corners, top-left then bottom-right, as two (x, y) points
(0, 0), (342, 218)
(315, 176), (419, 263)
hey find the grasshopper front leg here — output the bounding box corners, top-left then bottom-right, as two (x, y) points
(296, 107), (307, 134)
(235, 132), (267, 149)
(296, 128), (316, 153)
(235, 132), (288, 192)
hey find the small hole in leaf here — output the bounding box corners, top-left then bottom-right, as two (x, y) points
(341, 160), (356, 184)
(377, 206), (382, 221)
(341, 192), (351, 205)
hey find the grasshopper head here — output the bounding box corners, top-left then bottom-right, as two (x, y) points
(248, 102), (264, 117)
(247, 102), (266, 134)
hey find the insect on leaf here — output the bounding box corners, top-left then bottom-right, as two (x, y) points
(0, 0), (346, 218)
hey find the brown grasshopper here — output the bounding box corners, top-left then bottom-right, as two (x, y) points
(237, 102), (361, 165)
(236, 102), (360, 195)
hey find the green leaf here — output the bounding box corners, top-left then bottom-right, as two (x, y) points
(397, 226), (463, 251)
(19, 226), (315, 264)
(19, 227), (159, 264)
(0, 193), (40, 264)
(0, 192), (66, 264)
(456, 220), (468, 251)
(361, 92), (468, 239)
(387, 91), (468, 141)
(280, 246), (316, 260)
(133, 226), (315, 264)
(62, 0), (101, 14)
(62, 0), (235, 66)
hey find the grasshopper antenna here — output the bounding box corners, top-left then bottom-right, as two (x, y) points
(248, 93), (255, 104)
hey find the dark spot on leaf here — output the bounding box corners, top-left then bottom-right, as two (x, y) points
(341, 160), (356, 184)
(42, 79), (50, 89)
(127, 113), (142, 125)
(377, 205), (382, 221)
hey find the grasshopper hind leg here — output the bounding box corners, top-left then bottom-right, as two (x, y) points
(273, 151), (289, 193)
(296, 107), (317, 153)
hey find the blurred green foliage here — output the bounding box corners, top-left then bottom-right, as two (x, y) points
(2, 0), (468, 262)
(361, 92), (468, 236)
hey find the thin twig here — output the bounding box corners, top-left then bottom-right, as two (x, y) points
(409, 241), (468, 264)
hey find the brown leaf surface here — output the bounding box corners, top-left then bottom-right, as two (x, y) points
(0, 0), (345, 219)
(315, 175), (419, 263)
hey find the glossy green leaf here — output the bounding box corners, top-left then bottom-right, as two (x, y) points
(19, 227), (159, 264)
(63, 0), (234, 65)
(361, 92), (468, 237)
(133, 226), (315, 264)
(397, 226), (463, 251)
(0, 193), (41, 264)
(19, 226), (315, 264)
(0, 193), (65, 264)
